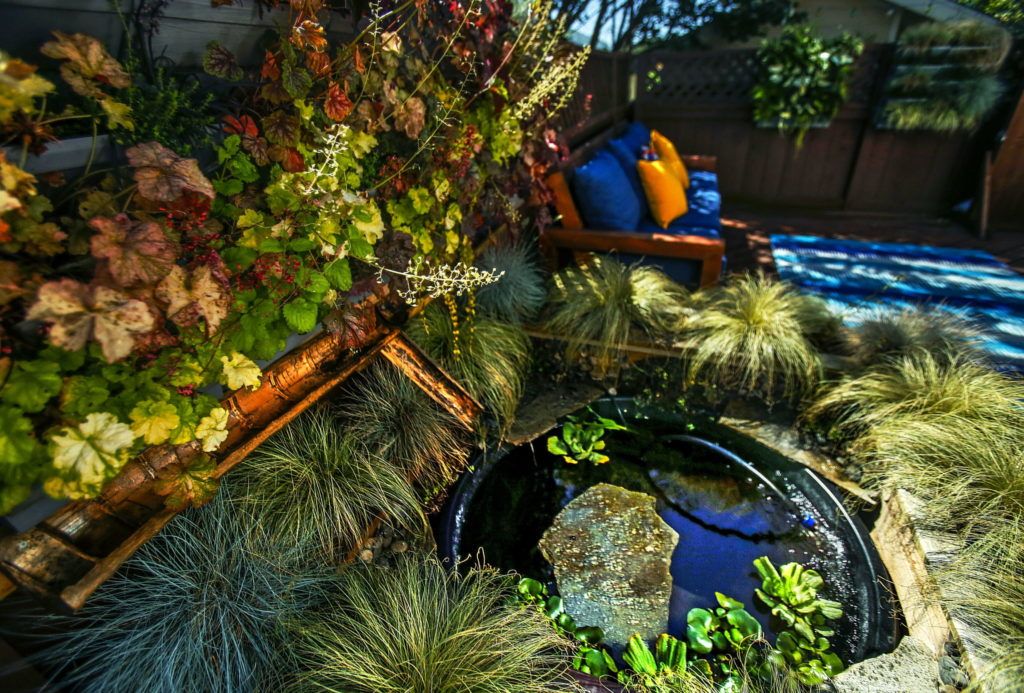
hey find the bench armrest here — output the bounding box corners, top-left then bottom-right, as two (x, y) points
(540, 227), (725, 288)
(681, 154), (716, 173)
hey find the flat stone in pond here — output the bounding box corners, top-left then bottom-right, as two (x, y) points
(538, 483), (679, 649)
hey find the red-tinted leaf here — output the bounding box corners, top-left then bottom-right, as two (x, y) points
(125, 142), (215, 203)
(223, 114), (259, 138)
(324, 81), (353, 121)
(260, 50), (281, 81)
(89, 214), (179, 287)
(305, 50), (331, 78)
(290, 20), (328, 52)
(281, 147), (306, 173)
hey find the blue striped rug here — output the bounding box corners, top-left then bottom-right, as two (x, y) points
(770, 234), (1024, 372)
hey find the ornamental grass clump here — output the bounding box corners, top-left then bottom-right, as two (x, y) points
(475, 240), (547, 325)
(844, 308), (979, 366)
(292, 554), (575, 693)
(234, 405), (424, 560)
(41, 489), (336, 693)
(338, 361), (467, 496)
(682, 274), (830, 403)
(543, 256), (690, 365)
(804, 352), (1024, 452)
(407, 301), (531, 430)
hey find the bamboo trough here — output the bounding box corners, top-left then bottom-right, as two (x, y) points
(0, 306), (482, 612)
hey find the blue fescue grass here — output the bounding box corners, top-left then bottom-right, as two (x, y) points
(40, 487), (339, 693)
(475, 240), (547, 325)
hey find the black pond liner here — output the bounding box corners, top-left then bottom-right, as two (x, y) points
(436, 397), (898, 666)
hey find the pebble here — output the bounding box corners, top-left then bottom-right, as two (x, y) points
(938, 685), (958, 693)
(939, 655), (969, 688)
(358, 548), (374, 562)
(391, 540), (408, 554)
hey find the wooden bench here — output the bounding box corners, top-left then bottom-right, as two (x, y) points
(540, 124), (726, 289)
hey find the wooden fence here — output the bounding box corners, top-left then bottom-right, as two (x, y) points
(629, 46), (980, 215)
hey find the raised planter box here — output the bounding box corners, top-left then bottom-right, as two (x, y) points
(0, 0), (355, 68)
(3, 134), (114, 175)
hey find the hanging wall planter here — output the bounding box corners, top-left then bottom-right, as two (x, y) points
(877, 20), (1011, 132)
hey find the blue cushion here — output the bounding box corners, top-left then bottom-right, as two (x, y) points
(571, 149), (643, 231)
(636, 183), (721, 235)
(689, 170), (719, 191)
(605, 139), (646, 202)
(619, 122), (651, 154)
(636, 217), (721, 238)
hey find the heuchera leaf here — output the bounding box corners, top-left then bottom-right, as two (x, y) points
(39, 32), (129, 100)
(202, 41), (243, 81)
(129, 399), (181, 445)
(1, 359), (61, 413)
(49, 412), (136, 495)
(156, 265), (231, 336)
(195, 407), (229, 452)
(393, 96), (426, 139)
(89, 214), (179, 287)
(125, 141), (215, 203)
(219, 351), (261, 391)
(26, 279), (155, 362)
(324, 81), (353, 121)
(154, 454), (220, 511)
(283, 297), (318, 334)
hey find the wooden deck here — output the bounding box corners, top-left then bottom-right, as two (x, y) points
(720, 207), (1024, 276)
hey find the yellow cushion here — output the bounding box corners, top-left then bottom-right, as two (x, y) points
(651, 130), (689, 189)
(545, 171), (583, 230)
(637, 159), (688, 229)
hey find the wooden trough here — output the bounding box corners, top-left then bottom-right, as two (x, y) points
(0, 303), (482, 612)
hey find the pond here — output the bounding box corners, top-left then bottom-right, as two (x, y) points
(437, 398), (897, 665)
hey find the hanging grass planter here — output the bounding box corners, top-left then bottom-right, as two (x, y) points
(879, 21), (1011, 132)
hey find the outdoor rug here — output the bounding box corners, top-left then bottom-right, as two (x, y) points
(770, 234), (1024, 372)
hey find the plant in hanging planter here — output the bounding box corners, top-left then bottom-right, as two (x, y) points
(752, 24), (864, 147)
(880, 20), (1009, 132)
(475, 240), (547, 325)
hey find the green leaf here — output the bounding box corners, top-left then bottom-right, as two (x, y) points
(282, 298), (318, 334)
(323, 258), (352, 291)
(281, 61), (312, 100)
(716, 592), (745, 610)
(0, 406), (43, 478)
(725, 608), (762, 640)
(623, 634), (657, 676)
(2, 360), (62, 413)
(221, 246), (258, 273)
(546, 436), (568, 456)
(575, 626), (604, 645)
(544, 595), (564, 618)
(517, 577), (544, 600)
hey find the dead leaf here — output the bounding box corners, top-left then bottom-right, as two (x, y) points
(125, 142), (215, 203)
(40, 32), (130, 100)
(154, 454), (220, 510)
(156, 265), (230, 335)
(26, 279), (155, 362)
(89, 214), (179, 287)
(394, 96), (426, 139)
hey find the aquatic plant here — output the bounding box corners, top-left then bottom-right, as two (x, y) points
(407, 301), (531, 430)
(41, 489), (336, 692)
(804, 352), (1024, 451)
(475, 240), (548, 325)
(844, 308), (979, 366)
(682, 274), (829, 403)
(753, 557), (844, 684)
(293, 555), (575, 693)
(544, 256), (691, 365)
(546, 408), (627, 465)
(337, 361), (467, 495)
(233, 405), (424, 560)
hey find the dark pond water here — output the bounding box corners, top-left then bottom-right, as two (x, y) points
(440, 399), (896, 664)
